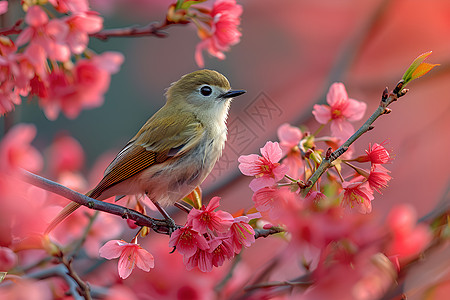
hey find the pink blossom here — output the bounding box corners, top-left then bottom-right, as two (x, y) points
(49, 0), (90, 13)
(229, 214), (259, 254)
(48, 134), (85, 175)
(64, 12), (103, 54)
(277, 123), (304, 178)
(252, 187), (294, 220)
(312, 83), (366, 140)
(209, 237), (234, 268)
(0, 79), (21, 115)
(357, 142), (391, 164)
(187, 196), (234, 234)
(304, 190), (327, 207)
(38, 51), (123, 120)
(195, 0), (242, 67)
(0, 37), (24, 115)
(17, 6), (70, 64)
(386, 204), (431, 261)
(0, 246), (18, 271)
(184, 248), (214, 272)
(0, 1), (7, 15)
(0, 278), (52, 299)
(168, 226), (209, 258)
(238, 141), (289, 191)
(367, 165), (391, 193)
(341, 181), (374, 214)
(99, 240), (154, 279)
(0, 124), (43, 173)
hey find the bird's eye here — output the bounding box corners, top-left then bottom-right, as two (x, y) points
(200, 86), (213, 96)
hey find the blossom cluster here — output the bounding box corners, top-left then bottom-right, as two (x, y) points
(236, 82), (432, 298)
(168, 197), (258, 272)
(167, 0), (242, 68)
(239, 83), (393, 216)
(0, 0), (123, 119)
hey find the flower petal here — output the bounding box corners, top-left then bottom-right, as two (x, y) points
(312, 104), (331, 124)
(343, 98), (367, 121)
(249, 177), (275, 192)
(99, 240), (123, 260)
(326, 82), (348, 106)
(260, 141), (282, 163)
(135, 247), (155, 272)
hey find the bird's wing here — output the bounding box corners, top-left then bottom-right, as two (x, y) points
(94, 115), (205, 198)
(45, 114), (205, 234)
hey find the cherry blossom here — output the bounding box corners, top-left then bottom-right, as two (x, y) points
(49, 0), (90, 13)
(252, 187), (295, 220)
(63, 12), (103, 54)
(16, 5), (71, 65)
(184, 248), (214, 272)
(0, 37), (23, 115)
(195, 0), (242, 67)
(48, 134), (85, 175)
(0, 1), (7, 15)
(0, 123), (43, 173)
(187, 196), (234, 234)
(386, 204), (431, 262)
(277, 123), (304, 178)
(168, 226), (209, 258)
(238, 141), (289, 191)
(99, 240), (155, 279)
(367, 165), (392, 194)
(312, 83), (366, 140)
(37, 51), (124, 120)
(209, 237), (234, 268)
(356, 142), (391, 165)
(228, 214), (259, 254)
(341, 181), (374, 214)
(0, 246), (18, 271)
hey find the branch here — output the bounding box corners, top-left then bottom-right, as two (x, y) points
(20, 169), (174, 235)
(254, 226), (285, 239)
(301, 80), (408, 196)
(20, 169), (283, 239)
(90, 21), (179, 40)
(0, 19), (179, 40)
(59, 255), (92, 300)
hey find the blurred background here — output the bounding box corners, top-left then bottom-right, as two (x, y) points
(2, 0), (450, 266)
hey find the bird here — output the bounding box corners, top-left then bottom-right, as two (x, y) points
(45, 69), (245, 234)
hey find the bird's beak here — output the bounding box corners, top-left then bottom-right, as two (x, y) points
(220, 90), (246, 99)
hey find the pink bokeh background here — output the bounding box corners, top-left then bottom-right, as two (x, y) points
(8, 0), (450, 287)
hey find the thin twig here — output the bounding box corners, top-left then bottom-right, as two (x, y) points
(59, 256), (92, 300)
(90, 21), (179, 40)
(301, 80), (407, 196)
(254, 226), (285, 239)
(20, 169), (174, 235)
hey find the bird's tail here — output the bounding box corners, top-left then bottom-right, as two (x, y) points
(44, 190), (93, 235)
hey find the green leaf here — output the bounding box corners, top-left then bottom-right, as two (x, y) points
(176, 0), (207, 10)
(402, 51), (439, 85)
(0, 272), (6, 283)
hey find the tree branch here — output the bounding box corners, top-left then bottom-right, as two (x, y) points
(20, 169), (282, 239)
(90, 21), (177, 40)
(20, 169), (173, 235)
(301, 80), (408, 196)
(0, 19), (180, 40)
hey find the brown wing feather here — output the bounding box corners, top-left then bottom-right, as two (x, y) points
(89, 146), (164, 199)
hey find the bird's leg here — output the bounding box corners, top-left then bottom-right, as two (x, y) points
(145, 192), (177, 235)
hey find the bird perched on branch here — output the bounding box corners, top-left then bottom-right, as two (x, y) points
(46, 69), (245, 234)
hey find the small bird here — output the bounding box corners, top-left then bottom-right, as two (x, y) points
(46, 69), (245, 233)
